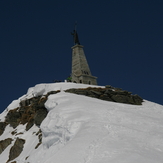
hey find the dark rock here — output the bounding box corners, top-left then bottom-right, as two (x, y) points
(132, 94), (143, 105)
(0, 122), (7, 136)
(105, 85), (113, 88)
(5, 108), (21, 128)
(66, 89), (88, 95)
(66, 86), (143, 105)
(85, 90), (94, 96)
(0, 138), (13, 154)
(38, 97), (47, 108)
(47, 90), (60, 96)
(76, 90), (88, 95)
(20, 99), (31, 107)
(99, 94), (113, 101)
(116, 90), (131, 96)
(8, 138), (25, 162)
(26, 118), (34, 131)
(104, 89), (116, 95)
(19, 107), (26, 114)
(35, 131), (42, 149)
(34, 109), (48, 126)
(90, 90), (102, 96)
(4, 93), (50, 131)
(11, 130), (17, 135)
(19, 100), (26, 107)
(111, 95), (135, 104)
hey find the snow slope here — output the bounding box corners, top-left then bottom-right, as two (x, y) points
(1, 82), (163, 163)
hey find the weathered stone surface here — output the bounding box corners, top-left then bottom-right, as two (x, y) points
(26, 118), (34, 131)
(0, 90), (62, 162)
(4, 90), (61, 131)
(71, 44), (97, 85)
(66, 86), (143, 105)
(90, 90), (103, 96)
(8, 138), (25, 162)
(0, 138), (13, 154)
(5, 108), (21, 128)
(5, 96), (49, 130)
(35, 130), (42, 149)
(34, 109), (48, 126)
(132, 94), (143, 105)
(0, 122), (7, 136)
(111, 95), (134, 104)
(99, 94), (113, 101)
(47, 90), (60, 96)
(105, 85), (113, 88)
(20, 99), (30, 107)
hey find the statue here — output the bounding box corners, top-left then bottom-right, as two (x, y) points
(71, 22), (80, 45)
(71, 30), (80, 45)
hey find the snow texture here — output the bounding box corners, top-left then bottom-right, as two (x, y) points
(1, 82), (163, 163)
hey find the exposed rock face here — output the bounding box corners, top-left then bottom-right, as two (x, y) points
(35, 129), (42, 149)
(5, 91), (60, 130)
(0, 91), (60, 162)
(0, 85), (143, 162)
(5, 108), (21, 128)
(34, 109), (48, 126)
(0, 138), (13, 154)
(66, 85), (143, 105)
(8, 138), (25, 162)
(0, 122), (7, 136)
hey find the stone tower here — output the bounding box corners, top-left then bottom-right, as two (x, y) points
(71, 30), (97, 85)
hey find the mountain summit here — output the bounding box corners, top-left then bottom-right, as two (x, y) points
(0, 82), (163, 163)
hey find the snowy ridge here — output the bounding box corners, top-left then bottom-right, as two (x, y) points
(1, 83), (163, 163)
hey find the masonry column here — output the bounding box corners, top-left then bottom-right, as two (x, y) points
(71, 44), (97, 85)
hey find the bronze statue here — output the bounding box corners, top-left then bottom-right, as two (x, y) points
(71, 22), (80, 45)
(71, 30), (80, 45)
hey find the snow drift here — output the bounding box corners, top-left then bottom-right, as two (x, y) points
(0, 82), (163, 163)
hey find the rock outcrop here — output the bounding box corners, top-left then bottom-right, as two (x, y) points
(0, 91), (60, 162)
(0, 84), (143, 162)
(0, 122), (7, 136)
(8, 138), (25, 162)
(0, 138), (13, 154)
(35, 129), (42, 149)
(66, 85), (143, 105)
(5, 91), (60, 130)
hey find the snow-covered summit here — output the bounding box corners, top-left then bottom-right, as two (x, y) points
(0, 82), (163, 163)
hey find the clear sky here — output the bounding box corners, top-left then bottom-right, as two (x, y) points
(0, 0), (163, 112)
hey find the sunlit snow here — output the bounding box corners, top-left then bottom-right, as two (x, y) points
(1, 82), (163, 163)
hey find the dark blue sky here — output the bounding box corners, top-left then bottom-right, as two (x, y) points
(0, 0), (163, 112)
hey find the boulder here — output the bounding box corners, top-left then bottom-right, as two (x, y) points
(90, 90), (103, 96)
(0, 138), (13, 154)
(8, 138), (25, 162)
(26, 118), (34, 131)
(4, 94), (50, 130)
(111, 95), (135, 104)
(132, 94), (143, 105)
(0, 122), (7, 136)
(5, 109), (21, 128)
(99, 94), (113, 101)
(47, 90), (60, 96)
(34, 109), (48, 126)
(66, 86), (143, 105)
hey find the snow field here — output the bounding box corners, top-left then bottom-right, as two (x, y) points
(28, 90), (163, 163)
(1, 83), (163, 163)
